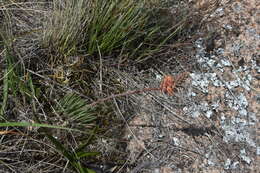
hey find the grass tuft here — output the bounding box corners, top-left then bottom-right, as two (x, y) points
(42, 0), (178, 63)
(56, 93), (96, 126)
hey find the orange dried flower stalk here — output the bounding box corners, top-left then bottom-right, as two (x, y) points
(160, 75), (175, 96)
(160, 72), (189, 96)
(175, 72), (189, 86)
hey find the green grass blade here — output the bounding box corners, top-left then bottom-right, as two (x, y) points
(76, 152), (100, 159)
(0, 122), (82, 132)
(75, 127), (98, 153)
(28, 74), (37, 113)
(44, 132), (75, 163)
(0, 69), (9, 119)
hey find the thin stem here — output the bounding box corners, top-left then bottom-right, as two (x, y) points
(88, 87), (161, 107)
(87, 73), (187, 107)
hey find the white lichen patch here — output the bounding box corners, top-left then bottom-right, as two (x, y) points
(224, 158), (240, 170)
(205, 110), (213, 118)
(257, 147), (260, 155)
(172, 137), (180, 146)
(183, 101), (217, 119)
(230, 67), (253, 91)
(211, 100), (220, 111)
(205, 150), (218, 167)
(225, 92), (248, 111)
(221, 116), (256, 147)
(224, 158), (231, 170)
(223, 24), (233, 30)
(220, 58), (232, 67)
(183, 104), (201, 118)
(231, 161), (239, 169)
(190, 73), (224, 93)
(240, 149), (252, 164)
(252, 59), (260, 73)
(210, 7), (225, 17)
